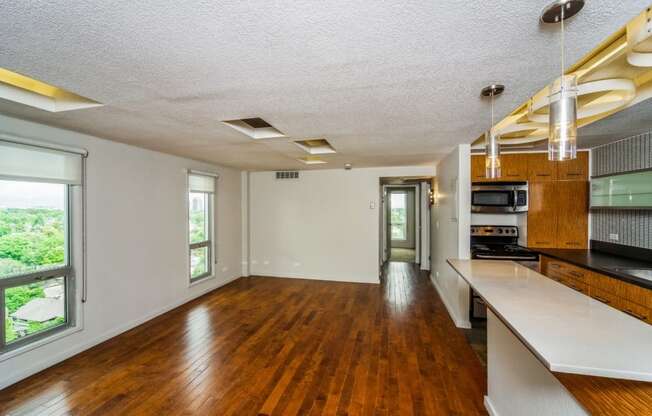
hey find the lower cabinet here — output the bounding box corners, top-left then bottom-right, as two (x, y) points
(540, 255), (652, 325)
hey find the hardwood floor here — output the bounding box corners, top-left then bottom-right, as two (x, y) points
(0, 262), (487, 415)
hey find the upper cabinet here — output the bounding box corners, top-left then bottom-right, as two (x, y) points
(527, 153), (557, 182)
(500, 154), (528, 181)
(557, 152), (588, 181)
(472, 152), (588, 183)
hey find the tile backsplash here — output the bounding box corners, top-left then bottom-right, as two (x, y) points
(591, 131), (652, 249)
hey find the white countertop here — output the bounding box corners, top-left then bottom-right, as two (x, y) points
(448, 259), (652, 382)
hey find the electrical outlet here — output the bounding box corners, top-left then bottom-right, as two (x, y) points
(436, 271), (440, 278)
(221, 266), (229, 273)
(263, 260), (270, 265)
(293, 262), (301, 267)
(609, 233), (619, 241)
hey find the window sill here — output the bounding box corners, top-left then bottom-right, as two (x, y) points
(0, 324), (83, 363)
(189, 274), (216, 288)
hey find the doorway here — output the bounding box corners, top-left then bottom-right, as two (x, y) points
(379, 177), (432, 271)
(389, 188), (416, 262)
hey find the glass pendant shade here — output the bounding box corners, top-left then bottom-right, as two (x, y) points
(485, 129), (501, 179)
(548, 74), (578, 161)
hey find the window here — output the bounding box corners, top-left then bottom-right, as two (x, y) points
(0, 140), (83, 353)
(390, 192), (407, 241)
(188, 172), (216, 282)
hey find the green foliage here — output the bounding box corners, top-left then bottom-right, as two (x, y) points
(0, 208), (65, 274)
(189, 210), (206, 243)
(5, 284), (45, 313)
(1, 207), (66, 343)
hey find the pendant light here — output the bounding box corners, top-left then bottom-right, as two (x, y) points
(541, 0), (584, 161)
(481, 84), (505, 179)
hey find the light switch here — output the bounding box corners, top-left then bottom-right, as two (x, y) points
(370, 201), (376, 209)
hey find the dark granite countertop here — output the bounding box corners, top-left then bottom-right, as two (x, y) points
(534, 247), (652, 290)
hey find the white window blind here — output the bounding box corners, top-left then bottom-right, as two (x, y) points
(0, 141), (83, 184)
(188, 172), (216, 193)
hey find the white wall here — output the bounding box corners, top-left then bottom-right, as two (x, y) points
(430, 144), (472, 328)
(248, 166), (435, 284)
(0, 114), (243, 389)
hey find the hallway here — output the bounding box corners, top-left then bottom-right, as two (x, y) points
(0, 263), (487, 415)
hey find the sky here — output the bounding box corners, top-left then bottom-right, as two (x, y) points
(0, 180), (65, 209)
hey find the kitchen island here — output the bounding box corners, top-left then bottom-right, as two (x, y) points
(447, 259), (652, 416)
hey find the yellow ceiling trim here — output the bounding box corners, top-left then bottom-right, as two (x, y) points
(0, 68), (62, 98)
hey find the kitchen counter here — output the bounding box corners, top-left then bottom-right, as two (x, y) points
(447, 259), (652, 382)
(535, 246), (652, 290)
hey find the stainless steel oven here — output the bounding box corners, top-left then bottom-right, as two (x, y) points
(471, 182), (528, 213)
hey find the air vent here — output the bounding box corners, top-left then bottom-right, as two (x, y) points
(276, 171), (299, 179)
(294, 138), (336, 154)
(222, 117), (285, 139)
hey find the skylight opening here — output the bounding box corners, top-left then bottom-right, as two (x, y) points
(293, 138), (336, 155)
(297, 156), (327, 165)
(0, 67), (102, 112)
(222, 117), (285, 139)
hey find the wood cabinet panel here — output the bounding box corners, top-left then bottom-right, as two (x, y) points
(540, 258), (652, 326)
(501, 154), (528, 181)
(555, 181), (589, 249)
(527, 182), (557, 248)
(558, 152), (589, 181)
(527, 153), (557, 182)
(471, 155), (488, 182)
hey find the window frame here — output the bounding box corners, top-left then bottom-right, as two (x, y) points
(0, 183), (75, 353)
(187, 174), (215, 283)
(390, 191), (408, 241)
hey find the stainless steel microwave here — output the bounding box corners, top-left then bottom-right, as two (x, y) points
(471, 182), (528, 213)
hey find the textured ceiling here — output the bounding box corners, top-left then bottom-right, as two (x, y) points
(0, 1), (647, 171)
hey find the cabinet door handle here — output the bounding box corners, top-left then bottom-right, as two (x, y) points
(568, 271), (583, 278)
(550, 264), (561, 269)
(536, 173), (551, 177)
(536, 241), (551, 245)
(591, 295), (610, 305)
(623, 309), (647, 321)
(567, 173), (582, 176)
(565, 242), (581, 246)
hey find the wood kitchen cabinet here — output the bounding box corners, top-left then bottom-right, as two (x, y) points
(471, 154), (528, 182)
(527, 153), (557, 182)
(555, 180), (589, 249)
(527, 181), (557, 248)
(471, 155), (488, 182)
(557, 152), (589, 181)
(500, 154), (528, 180)
(540, 255), (652, 325)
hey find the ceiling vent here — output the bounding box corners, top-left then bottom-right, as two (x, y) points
(222, 117), (285, 139)
(294, 138), (336, 154)
(276, 171), (299, 179)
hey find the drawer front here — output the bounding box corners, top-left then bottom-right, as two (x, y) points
(562, 277), (589, 295)
(546, 259), (589, 282)
(619, 299), (652, 324)
(589, 286), (621, 308)
(589, 272), (622, 293)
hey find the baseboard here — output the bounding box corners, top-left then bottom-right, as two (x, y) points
(484, 396), (499, 416)
(430, 273), (472, 329)
(0, 274), (241, 390)
(250, 271), (380, 285)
